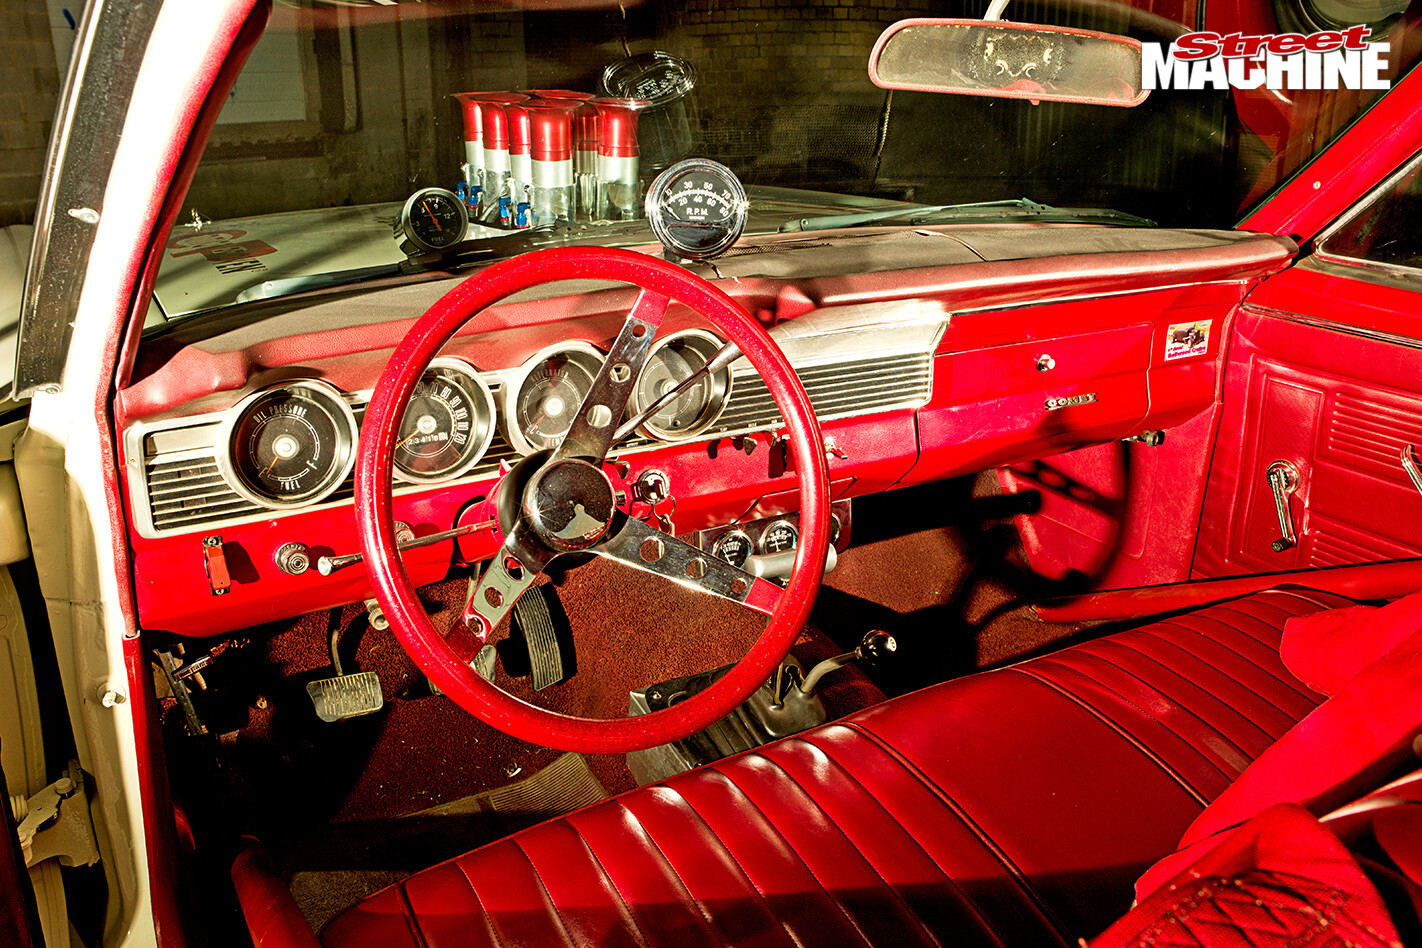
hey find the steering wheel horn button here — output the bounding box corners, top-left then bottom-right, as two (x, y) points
(525, 458), (618, 551)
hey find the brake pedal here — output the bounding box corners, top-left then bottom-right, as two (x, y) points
(497, 584), (577, 691)
(306, 610), (383, 722)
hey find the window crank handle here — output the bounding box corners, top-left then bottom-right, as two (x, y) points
(1266, 460), (1299, 553)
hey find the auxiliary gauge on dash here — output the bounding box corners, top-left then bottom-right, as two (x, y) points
(646, 158), (749, 262)
(395, 187), (469, 254)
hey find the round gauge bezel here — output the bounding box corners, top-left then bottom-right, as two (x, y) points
(397, 187), (470, 254)
(645, 158), (749, 262)
(628, 328), (734, 442)
(710, 529), (753, 568)
(759, 519), (800, 555)
(502, 341), (607, 456)
(215, 379), (359, 511)
(393, 357), (498, 484)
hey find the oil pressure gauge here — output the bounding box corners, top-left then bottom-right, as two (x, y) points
(646, 158), (748, 261)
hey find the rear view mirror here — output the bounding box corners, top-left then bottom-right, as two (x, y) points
(868, 19), (1149, 107)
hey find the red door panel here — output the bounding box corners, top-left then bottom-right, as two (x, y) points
(1195, 267), (1422, 578)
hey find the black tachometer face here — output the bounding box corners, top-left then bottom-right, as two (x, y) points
(509, 347), (604, 454)
(394, 359), (496, 483)
(398, 187), (469, 253)
(220, 381), (357, 509)
(646, 159), (748, 261)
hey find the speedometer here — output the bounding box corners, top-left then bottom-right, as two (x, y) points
(646, 158), (748, 261)
(505, 344), (605, 455)
(394, 359), (497, 483)
(217, 380), (358, 510)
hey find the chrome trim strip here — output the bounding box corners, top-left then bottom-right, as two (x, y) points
(1402, 445), (1422, 501)
(1311, 148), (1422, 283)
(1241, 303), (1422, 352)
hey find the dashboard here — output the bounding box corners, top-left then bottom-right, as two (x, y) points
(117, 224), (1297, 638)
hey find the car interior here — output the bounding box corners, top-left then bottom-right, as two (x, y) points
(9, 0), (1422, 946)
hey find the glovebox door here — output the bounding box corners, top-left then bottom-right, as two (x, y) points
(1195, 157), (1422, 577)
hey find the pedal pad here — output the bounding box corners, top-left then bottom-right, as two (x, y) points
(498, 584), (576, 691)
(306, 672), (383, 723)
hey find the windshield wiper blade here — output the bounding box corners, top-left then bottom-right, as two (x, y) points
(913, 204), (1156, 227)
(778, 198), (1153, 232)
(779, 198), (1050, 233)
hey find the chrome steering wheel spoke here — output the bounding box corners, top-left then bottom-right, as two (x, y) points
(553, 288), (669, 464)
(460, 521), (554, 641)
(594, 513), (780, 617)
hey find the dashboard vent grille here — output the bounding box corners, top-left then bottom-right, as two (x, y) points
(715, 352), (931, 434)
(147, 455), (263, 531)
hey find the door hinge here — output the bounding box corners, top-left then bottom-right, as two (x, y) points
(11, 760), (99, 869)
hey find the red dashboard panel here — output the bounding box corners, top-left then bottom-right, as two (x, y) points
(120, 231), (1296, 637)
(908, 282), (1244, 491)
(955, 282), (1266, 591)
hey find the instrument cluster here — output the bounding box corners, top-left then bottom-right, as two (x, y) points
(210, 329), (735, 512)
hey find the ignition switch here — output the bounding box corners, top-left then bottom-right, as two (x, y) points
(633, 470), (671, 506)
(633, 470), (675, 533)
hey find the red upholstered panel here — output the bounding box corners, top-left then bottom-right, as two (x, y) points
(320, 590), (1342, 948)
(1092, 805), (1402, 948)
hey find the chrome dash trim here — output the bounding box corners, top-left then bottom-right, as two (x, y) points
(125, 300), (948, 539)
(1240, 303), (1422, 352)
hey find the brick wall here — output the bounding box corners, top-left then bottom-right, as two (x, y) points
(0, 0), (60, 227)
(185, 9), (528, 222)
(667, 0), (938, 187)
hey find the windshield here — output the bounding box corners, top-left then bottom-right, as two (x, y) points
(158, 0), (1422, 322)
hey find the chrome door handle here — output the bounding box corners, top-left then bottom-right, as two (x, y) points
(1266, 460), (1300, 553)
(1402, 445), (1422, 499)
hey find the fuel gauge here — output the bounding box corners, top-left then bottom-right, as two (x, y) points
(396, 187), (468, 254)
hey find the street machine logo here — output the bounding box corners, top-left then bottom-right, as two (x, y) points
(1142, 27), (1390, 91)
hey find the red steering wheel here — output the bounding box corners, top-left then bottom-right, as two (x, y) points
(356, 247), (829, 754)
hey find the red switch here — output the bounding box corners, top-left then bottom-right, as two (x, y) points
(202, 536), (231, 596)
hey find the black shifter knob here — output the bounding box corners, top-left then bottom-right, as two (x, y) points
(856, 631), (897, 666)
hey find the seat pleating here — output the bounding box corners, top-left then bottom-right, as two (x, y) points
(320, 588), (1349, 948)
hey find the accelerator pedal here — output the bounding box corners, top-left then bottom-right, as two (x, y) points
(306, 610), (384, 722)
(497, 584), (577, 690)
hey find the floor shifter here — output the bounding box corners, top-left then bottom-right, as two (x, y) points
(779, 631), (896, 703)
(626, 630), (897, 785)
